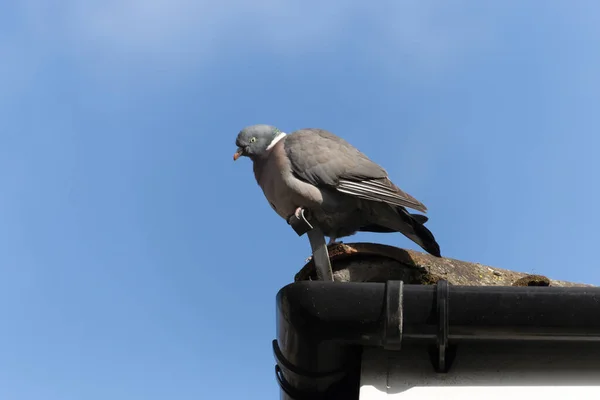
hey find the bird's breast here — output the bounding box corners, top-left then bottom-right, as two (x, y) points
(254, 149), (323, 219)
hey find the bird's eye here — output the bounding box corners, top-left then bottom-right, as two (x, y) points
(250, 137), (257, 143)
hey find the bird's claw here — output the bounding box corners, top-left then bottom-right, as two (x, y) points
(287, 207), (314, 236)
(287, 207), (311, 225)
(295, 207), (312, 221)
(327, 236), (343, 246)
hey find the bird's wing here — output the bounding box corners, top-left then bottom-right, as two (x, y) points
(284, 129), (428, 212)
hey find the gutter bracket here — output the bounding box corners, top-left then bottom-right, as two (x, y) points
(429, 279), (456, 373)
(384, 280), (404, 350)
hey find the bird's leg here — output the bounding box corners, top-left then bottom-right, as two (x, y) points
(288, 207), (311, 223)
(287, 207), (314, 236)
(327, 234), (343, 247)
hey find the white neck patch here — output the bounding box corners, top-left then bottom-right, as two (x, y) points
(266, 132), (287, 151)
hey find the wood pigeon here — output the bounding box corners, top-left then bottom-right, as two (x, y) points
(233, 124), (441, 257)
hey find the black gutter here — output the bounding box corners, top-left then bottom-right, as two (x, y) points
(273, 280), (600, 400)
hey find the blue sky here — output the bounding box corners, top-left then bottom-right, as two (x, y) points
(2, 1), (600, 399)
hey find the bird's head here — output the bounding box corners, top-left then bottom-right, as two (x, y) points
(233, 124), (285, 161)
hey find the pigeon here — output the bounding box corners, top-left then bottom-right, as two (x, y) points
(233, 124), (441, 257)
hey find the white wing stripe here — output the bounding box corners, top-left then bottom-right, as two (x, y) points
(336, 187), (407, 206)
(336, 179), (426, 211)
(338, 181), (393, 196)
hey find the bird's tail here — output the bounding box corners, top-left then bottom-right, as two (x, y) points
(363, 203), (441, 257)
(398, 209), (441, 257)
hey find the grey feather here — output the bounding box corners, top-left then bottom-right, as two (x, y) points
(234, 125), (441, 257)
(284, 129), (427, 212)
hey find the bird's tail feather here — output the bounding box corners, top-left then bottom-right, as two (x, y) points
(359, 213), (428, 233)
(365, 204), (441, 257)
(409, 214), (428, 225)
(399, 210), (441, 257)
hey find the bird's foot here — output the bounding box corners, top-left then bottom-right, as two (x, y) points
(295, 207), (312, 220)
(287, 207), (311, 224)
(287, 207), (314, 236)
(327, 238), (344, 247)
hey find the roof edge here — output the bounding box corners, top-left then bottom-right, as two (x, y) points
(296, 243), (593, 287)
(274, 279), (600, 399)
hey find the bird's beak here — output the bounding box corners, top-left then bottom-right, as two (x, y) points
(233, 147), (244, 161)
